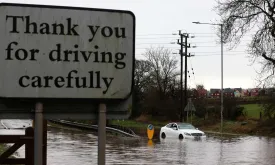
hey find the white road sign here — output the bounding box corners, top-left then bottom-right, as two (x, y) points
(184, 99), (196, 112)
(0, 3), (135, 99)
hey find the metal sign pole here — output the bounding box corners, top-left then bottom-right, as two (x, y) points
(34, 102), (43, 165)
(191, 110), (193, 124)
(187, 99), (190, 123)
(98, 103), (106, 165)
(187, 110), (189, 123)
(43, 120), (47, 165)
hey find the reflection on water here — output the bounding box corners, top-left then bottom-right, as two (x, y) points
(47, 128), (275, 165)
(47, 128), (99, 165)
(1, 126), (275, 165)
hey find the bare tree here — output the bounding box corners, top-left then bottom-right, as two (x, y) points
(132, 60), (152, 117)
(134, 60), (152, 93)
(216, 0), (275, 86)
(261, 96), (275, 119)
(143, 47), (179, 96)
(196, 84), (205, 91)
(132, 47), (180, 120)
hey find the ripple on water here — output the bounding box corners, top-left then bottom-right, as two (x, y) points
(2, 126), (275, 165)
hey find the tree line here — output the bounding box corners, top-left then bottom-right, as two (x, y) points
(133, 47), (182, 120)
(132, 46), (275, 121)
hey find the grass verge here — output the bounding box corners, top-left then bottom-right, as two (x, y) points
(199, 120), (257, 135)
(241, 104), (262, 119)
(0, 144), (5, 154)
(110, 116), (275, 138)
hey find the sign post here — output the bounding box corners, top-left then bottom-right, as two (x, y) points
(184, 98), (196, 123)
(98, 103), (106, 165)
(43, 119), (47, 165)
(34, 102), (43, 165)
(0, 3), (135, 165)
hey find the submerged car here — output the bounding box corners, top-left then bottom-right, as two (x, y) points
(160, 122), (206, 140)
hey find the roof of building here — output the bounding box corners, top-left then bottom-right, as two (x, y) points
(234, 88), (242, 92)
(224, 88), (234, 93)
(210, 89), (220, 94)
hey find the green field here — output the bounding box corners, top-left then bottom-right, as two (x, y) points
(0, 144), (6, 154)
(241, 104), (262, 119)
(0, 144), (3, 152)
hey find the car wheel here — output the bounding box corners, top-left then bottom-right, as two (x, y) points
(161, 132), (166, 139)
(179, 134), (184, 140)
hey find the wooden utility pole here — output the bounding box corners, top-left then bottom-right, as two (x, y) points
(177, 31), (194, 122)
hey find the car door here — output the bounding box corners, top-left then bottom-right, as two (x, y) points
(166, 123), (174, 138)
(171, 123), (179, 138)
(167, 123), (176, 138)
(166, 123), (173, 138)
(161, 123), (171, 138)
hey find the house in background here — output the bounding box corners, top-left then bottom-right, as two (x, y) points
(234, 88), (242, 97)
(242, 89), (250, 97)
(250, 88), (259, 96)
(210, 89), (221, 98)
(197, 88), (207, 98)
(234, 90), (241, 97)
(200, 87), (271, 98)
(224, 88), (234, 98)
(190, 88), (208, 99)
(207, 90), (211, 98)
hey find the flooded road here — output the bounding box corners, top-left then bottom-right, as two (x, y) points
(1, 120), (275, 165)
(46, 128), (275, 165)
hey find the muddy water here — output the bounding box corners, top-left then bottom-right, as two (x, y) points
(1, 120), (275, 165)
(47, 127), (275, 165)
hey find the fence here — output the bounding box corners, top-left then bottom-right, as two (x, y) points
(0, 127), (34, 165)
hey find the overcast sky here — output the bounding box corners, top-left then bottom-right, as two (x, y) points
(1, 0), (262, 90)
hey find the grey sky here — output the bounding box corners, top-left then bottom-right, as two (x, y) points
(1, 0), (261, 90)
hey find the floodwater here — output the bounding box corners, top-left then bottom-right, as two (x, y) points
(1, 120), (275, 165)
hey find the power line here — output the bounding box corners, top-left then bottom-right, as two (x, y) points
(190, 41), (223, 44)
(135, 43), (250, 48)
(195, 54), (248, 56)
(193, 50), (247, 53)
(189, 58), (196, 84)
(136, 37), (178, 39)
(136, 42), (174, 45)
(136, 35), (252, 39)
(136, 31), (259, 36)
(187, 58), (197, 90)
(136, 34), (256, 39)
(135, 53), (249, 57)
(136, 47), (179, 49)
(136, 48), (249, 53)
(136, 40), (252, 45)
(137, 34), (174, 36)
(192, 45), (248, 48)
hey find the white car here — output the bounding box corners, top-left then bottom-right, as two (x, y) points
(160, 122), (206, 140)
